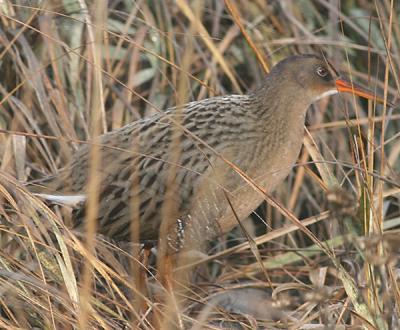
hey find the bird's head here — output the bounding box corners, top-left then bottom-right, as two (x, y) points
(270, 54), (391, 106)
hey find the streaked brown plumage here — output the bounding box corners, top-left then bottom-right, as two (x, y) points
(29, 54), (381, 248)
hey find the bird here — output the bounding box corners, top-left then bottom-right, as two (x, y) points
(28, 54), (386, 251)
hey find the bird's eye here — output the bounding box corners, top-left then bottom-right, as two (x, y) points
(316, 67), (328, 77)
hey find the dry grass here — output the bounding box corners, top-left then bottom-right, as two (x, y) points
(0, 0), (400, 329)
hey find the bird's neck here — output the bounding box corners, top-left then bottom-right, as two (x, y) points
(236, 87), (310, 187)
(249, 85), (310, 136)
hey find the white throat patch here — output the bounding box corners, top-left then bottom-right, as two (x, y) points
(313, 89), (338, 102)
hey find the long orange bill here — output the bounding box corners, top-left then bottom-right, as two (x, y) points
(335, 77), (394, 107)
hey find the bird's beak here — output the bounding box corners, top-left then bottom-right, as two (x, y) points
(335, 77), (393, 106)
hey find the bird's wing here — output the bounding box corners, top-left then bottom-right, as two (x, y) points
(30, 97), (244, 240)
